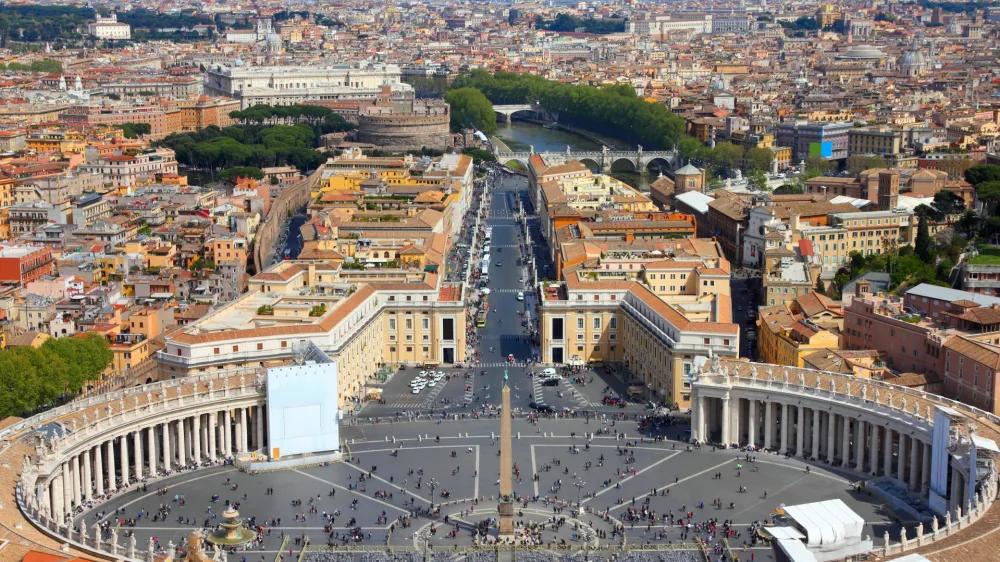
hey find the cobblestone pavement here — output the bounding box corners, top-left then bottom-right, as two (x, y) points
(75, 419), (898, 561)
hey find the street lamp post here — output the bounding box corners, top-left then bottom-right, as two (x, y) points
(575, 481), (586, 516)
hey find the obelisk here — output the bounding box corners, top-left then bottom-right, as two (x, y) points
(498, 369), (515, 538)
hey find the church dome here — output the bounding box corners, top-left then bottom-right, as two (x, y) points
(902, 50), (926, 67)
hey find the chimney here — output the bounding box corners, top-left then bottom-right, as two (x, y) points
(789, 213), (801, 232)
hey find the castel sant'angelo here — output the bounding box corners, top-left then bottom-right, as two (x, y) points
(356, 89), (451, 151)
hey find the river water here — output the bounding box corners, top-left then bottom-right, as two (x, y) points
(493, 121), (658, 190)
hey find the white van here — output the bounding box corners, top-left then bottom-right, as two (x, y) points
(541, 368), (559, 379)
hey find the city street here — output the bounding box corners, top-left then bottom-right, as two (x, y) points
(360, 167), (644, 417)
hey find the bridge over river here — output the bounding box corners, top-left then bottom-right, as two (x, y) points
(495, 145), (680, 175)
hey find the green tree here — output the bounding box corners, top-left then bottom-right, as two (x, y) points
(746, 168), (768, 192)
(445, 88), (497, 135)
(220, 166), (265, 183)
(708, 142), (743, 176)
(803, 157), (834, 179)
(965, 164), (1000, 186)
(677, 137), (703, 164)
(745, 147), (774, 172)
(931, 190), (966, 221)
(957, 210), (979, 238)
(914, 212), (935, 262)
(815, 277), (827, 296)
(974, 180), (1000, 220)
(116, 122), (152, 139)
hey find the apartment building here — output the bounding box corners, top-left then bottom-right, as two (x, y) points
(79, 148), (179, 188)
(0, 245), (55, 286)
(61, 103), (182, 139)
(159, 261), (467, 407)
(848, 128), (904, 157)
(539, 249), (738, 408)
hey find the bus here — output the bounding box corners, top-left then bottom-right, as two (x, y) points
(476, 309), (488, 327)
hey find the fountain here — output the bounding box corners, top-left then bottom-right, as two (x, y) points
(205, 507), (255, 547)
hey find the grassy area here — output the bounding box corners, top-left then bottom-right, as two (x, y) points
(969, 246), (1000, 265)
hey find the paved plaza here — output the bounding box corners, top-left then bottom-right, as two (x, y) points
(74, 418), (898, 560)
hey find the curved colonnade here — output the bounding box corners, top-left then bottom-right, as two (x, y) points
(6, 368), (267, 561)
(693, 360), (1000, 559)
(0, 360), (998, 560)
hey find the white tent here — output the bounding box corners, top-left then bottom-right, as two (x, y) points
(783, 499), (865, 547)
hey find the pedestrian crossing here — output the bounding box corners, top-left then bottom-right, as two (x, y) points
(532, 377), (546, 406)
(477, 361), (532, 368)
(481, 288), (525, 294)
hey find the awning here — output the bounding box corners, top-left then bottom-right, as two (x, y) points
(424, 265), (439, 272)
(367, 388), (383, 397)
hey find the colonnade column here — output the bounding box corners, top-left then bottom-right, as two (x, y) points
(255, 406), (264, 451)
(178, 418), (187, 467)
(826, 412), (837, 463)
(779, 403), (789, 454)
(164, 422), (173, 471)
(208, 413), (217, 460)
(133, 431), (143, 481)
(693, 395), (705, 443)
(70, 454), (81, 508)
(897, 433), (907, 482)
(61, 463), (72, 515)
(108, 434), (120, 492)
(51, 472), (64, 521)
(909, 436), (920, 491)
(795, 406), (805, 458)
(883, 427), (894, 478)
(93, 442), (104, 496)
(869, 424), (880, 476)
(810, 409), (821, 460)
(222, 409), (232, 457)
(855, 420), (865, 472)
(922, 440), (932, 494)
(82, 449), (92, 502)
(237, 408), (246, 453)
(721, 398), (731, 445)
(747, 399), (757, 449)
(764, 402), (773, 450)
(193, 414), (202, 462)
(841, 416), (850, 467)
(147, 426), (157, 475)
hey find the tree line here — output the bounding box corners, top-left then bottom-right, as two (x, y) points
(157, 104), (353, 179)
(449, 70), (686, 150)
(535, 14), (626, 34)
(0, 5), (94, 45)
(0, 59), (62, 73)
(0, 334), (113, 418)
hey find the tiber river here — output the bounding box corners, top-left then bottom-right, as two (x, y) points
(492, 121), (665, 191)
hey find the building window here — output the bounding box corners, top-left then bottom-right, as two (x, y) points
(389, 318), (396, 330)
(233, 345), (239, 352)
(213, 348), (220, 355)
(281, 341), (287, 348)
(593, 317), (602, 330)
(704, 338), (710, 345)
(577, 318), (585, 330)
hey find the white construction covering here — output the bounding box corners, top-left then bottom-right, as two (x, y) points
(775, 539), (819, 562)
(971, 433), (1000, 453)
(891, 555), (932, 562)
(783, 499), (865, 547)
(767, 526), (806, 540)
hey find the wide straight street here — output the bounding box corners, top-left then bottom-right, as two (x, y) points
(360, 166), (643, 417)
